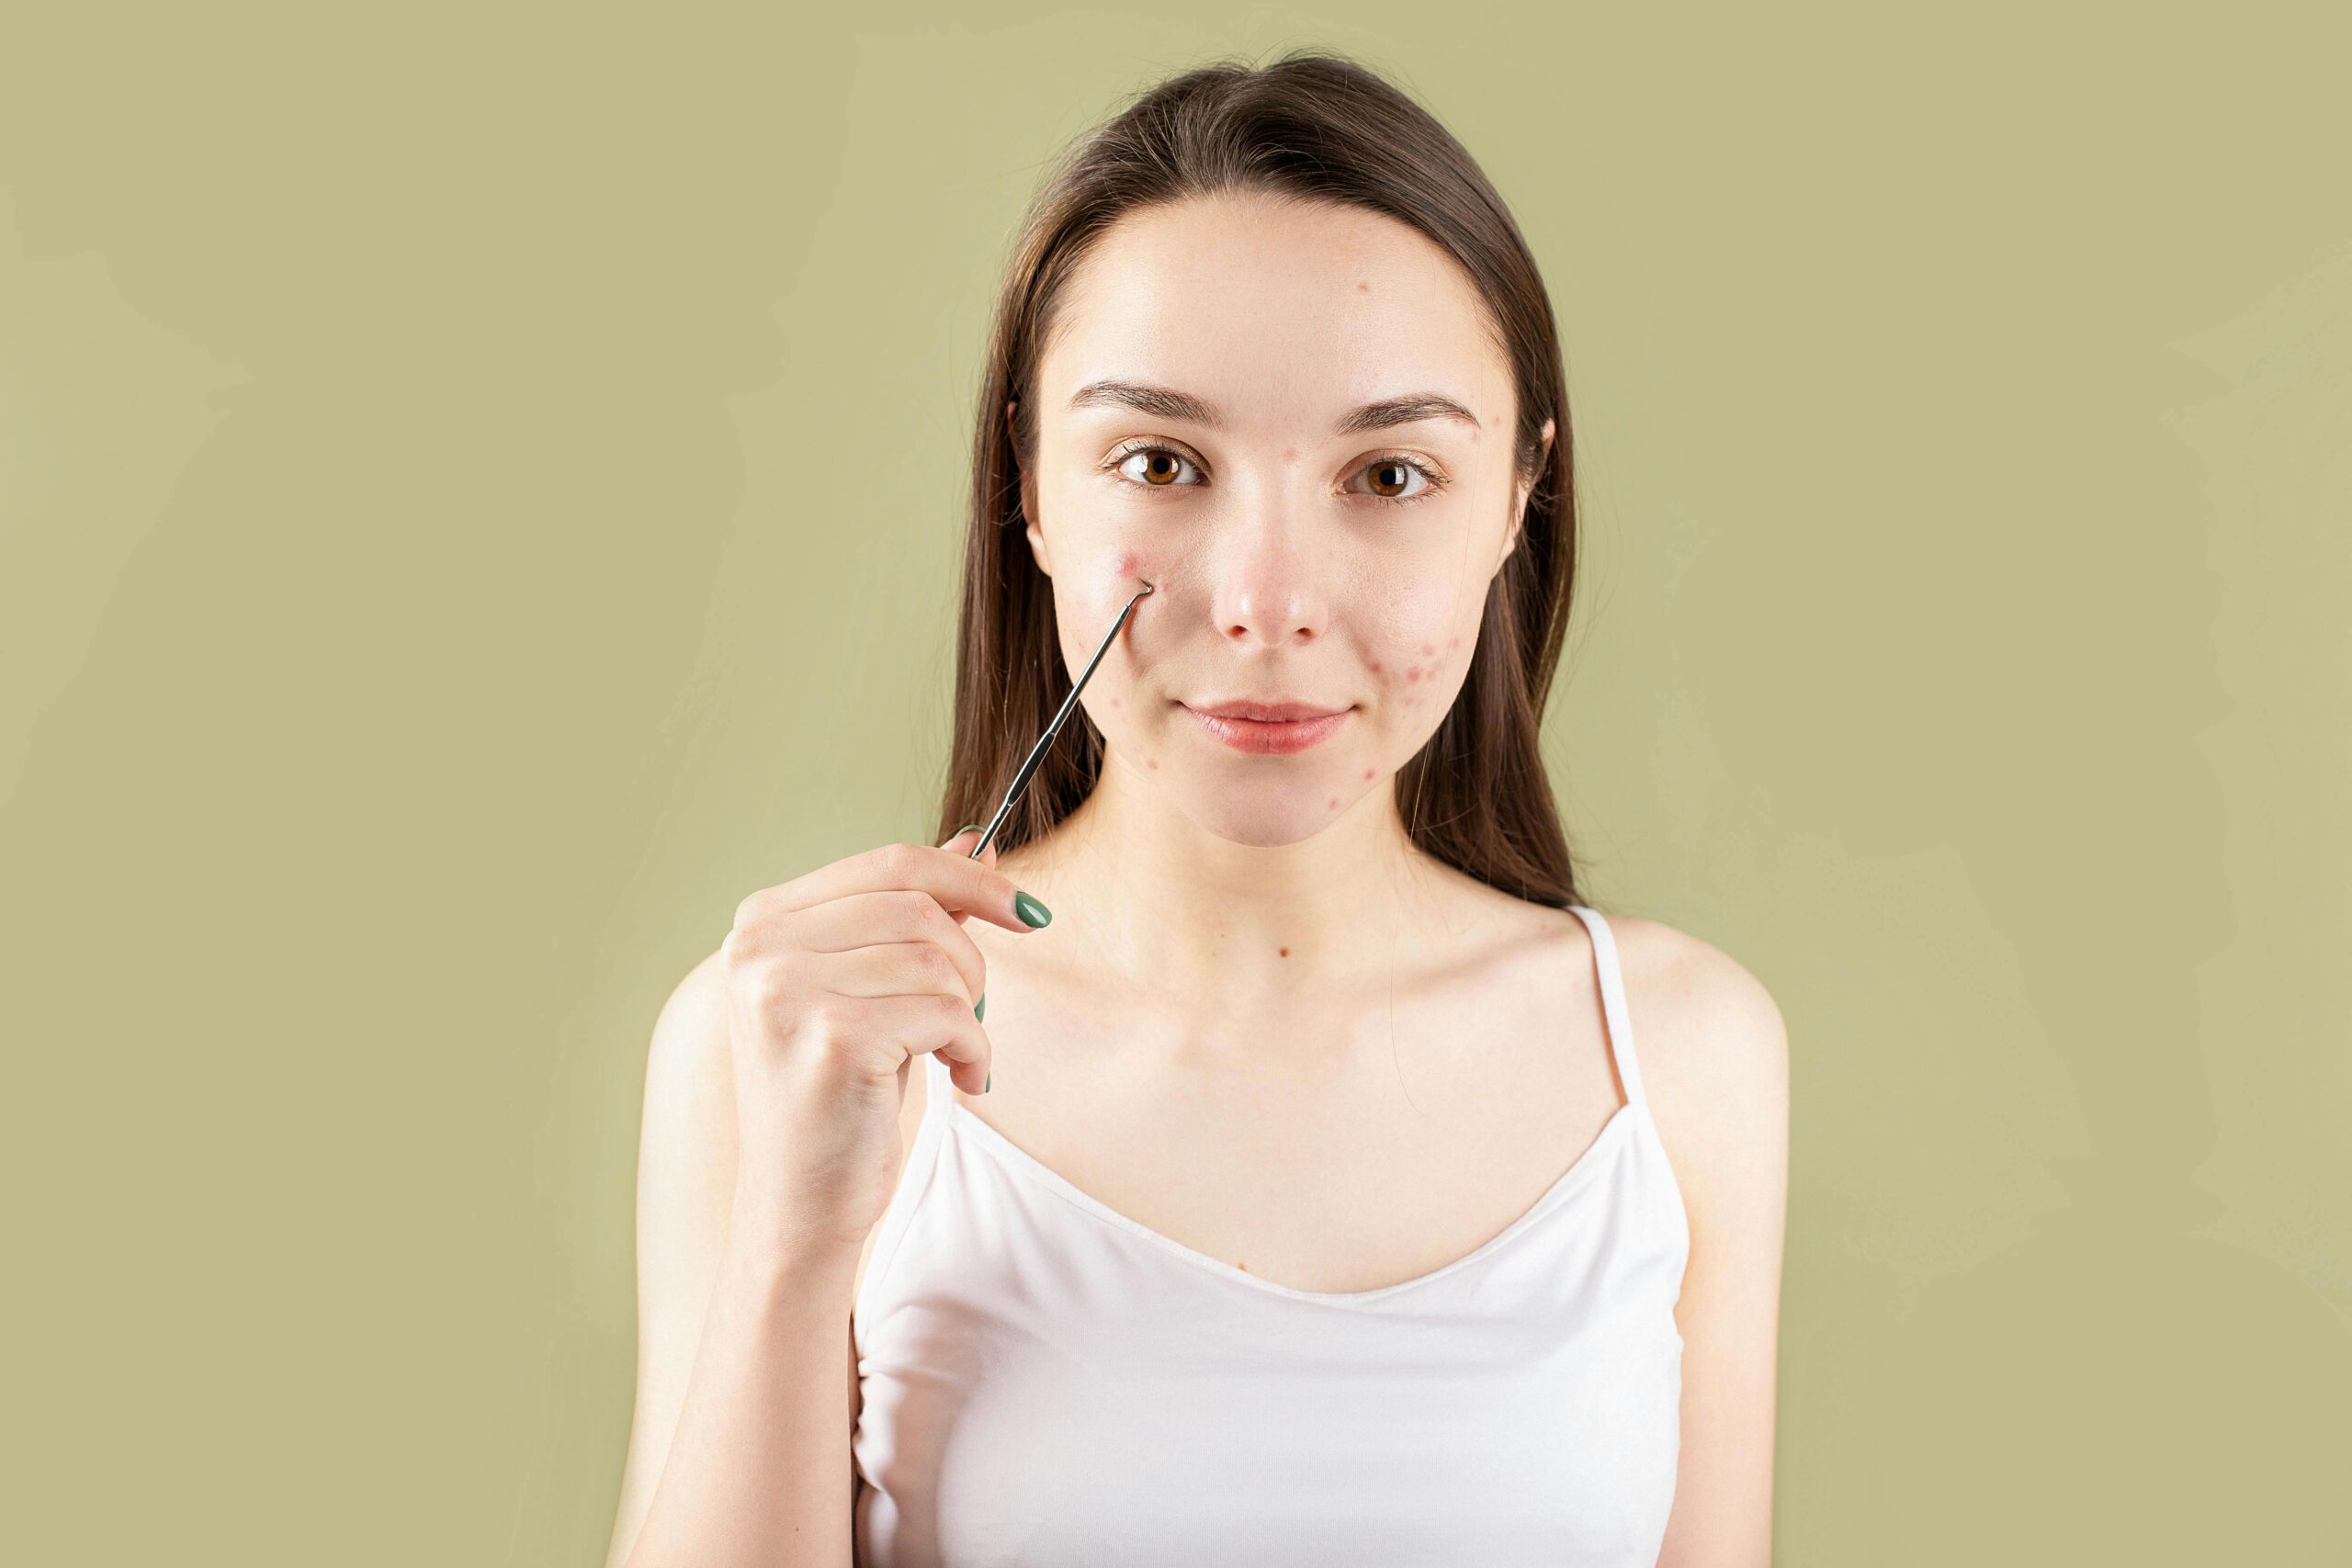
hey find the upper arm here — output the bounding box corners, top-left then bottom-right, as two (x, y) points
(1626, 920), (1790, 1568)
(603, 950), (743, 1568)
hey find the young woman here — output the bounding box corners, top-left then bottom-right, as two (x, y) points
(605, 51), (1787, 1568)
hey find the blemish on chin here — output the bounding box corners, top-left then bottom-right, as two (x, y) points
(1327, 795), (1340, 807)
(1368, 660), (1383, 673)
(1363, 767), (1374, 780)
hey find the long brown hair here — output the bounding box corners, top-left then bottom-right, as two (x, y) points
(937, 48), (1587, 909)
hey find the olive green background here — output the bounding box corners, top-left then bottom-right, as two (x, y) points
(4, 5), (2346, 1563)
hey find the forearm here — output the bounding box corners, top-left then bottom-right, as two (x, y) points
(620, 1214), (862, 1568)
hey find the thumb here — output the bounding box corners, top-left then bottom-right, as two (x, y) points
(941, 821), (1000, 864)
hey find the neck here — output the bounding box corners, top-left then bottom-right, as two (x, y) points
(998, 747), (1453, 1017)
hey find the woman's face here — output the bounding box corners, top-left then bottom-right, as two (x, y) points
(1018, 192), (1551, 850)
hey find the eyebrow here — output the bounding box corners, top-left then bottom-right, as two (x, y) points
(1066, 378), (1483, 435)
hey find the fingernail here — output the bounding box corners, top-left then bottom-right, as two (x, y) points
(1014, 891), (1051, 928)
(956, 822), (983, 837)
(975, 994), (986, 1021)
(984, 1071), (992, 1093)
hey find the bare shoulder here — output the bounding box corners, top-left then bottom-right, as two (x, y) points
(654, 944), (732, 1057)
(1603, 911), (1787, 1094)
(641, 946), (740, 1192)
(1597, 910), (1790, 1221)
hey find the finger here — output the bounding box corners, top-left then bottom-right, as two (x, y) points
(850, 990), (992, 1096)
(940, 822), (998, 863)
(820, 940), (982, 1011)
(751, 837), (1038, 935)
(790, 892), (988, 1012)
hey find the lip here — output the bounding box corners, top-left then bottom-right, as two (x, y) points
(1181, 700), (1351, 755)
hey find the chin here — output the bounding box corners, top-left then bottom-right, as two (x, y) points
(1180, 792), (1351, 849)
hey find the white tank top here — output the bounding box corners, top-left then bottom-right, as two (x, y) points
(852, 903), (1688, 1566)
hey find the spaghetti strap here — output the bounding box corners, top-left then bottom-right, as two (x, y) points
(1566, 904), (1648, 1112)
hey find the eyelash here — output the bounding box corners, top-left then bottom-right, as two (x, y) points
(1099, 441), (1452, 507)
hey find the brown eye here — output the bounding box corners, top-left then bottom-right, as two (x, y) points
(1111, 446), (1204, 489)
(1348, 454), (1445, 504)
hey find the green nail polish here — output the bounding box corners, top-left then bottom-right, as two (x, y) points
(1014, 890), (1052, 928)
(956, 822), (984, 837)
(984, 1072), (992, 1093)
(975, 994), (986, 1021)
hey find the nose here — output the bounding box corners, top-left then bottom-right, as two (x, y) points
(1206, 489), (1330, 648)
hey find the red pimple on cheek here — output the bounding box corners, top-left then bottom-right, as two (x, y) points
(1363, 767), (1374, 780)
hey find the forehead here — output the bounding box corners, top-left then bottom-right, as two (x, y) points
(1037, 194), (1511, 429)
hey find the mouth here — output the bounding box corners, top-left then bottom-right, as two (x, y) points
(1180, 699), (1351, 755)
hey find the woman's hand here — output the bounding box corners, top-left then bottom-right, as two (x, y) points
(717, 826), (1043, 1258)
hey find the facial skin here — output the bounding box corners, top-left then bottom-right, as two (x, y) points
(1003, 190), (1553, 1000)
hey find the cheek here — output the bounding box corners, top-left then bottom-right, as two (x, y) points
(1368, 625), (1470, 717)
(1066, 548), (1161, 652)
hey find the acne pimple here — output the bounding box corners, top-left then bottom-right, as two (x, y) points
(1368, 660), (1383, 673)
(1448, 636), (1460, 649)
(1278, 947), (1290, 957)
(1363, 767), (1374, 780)
(1147, 758), (1159, 770)
(1116, 549), (1139, 576)
(1421, 642), (1436, 656)
(1357, 281), (1371, 292)
(1109, 695), (1120, 707)
(1328, 795), (1340, 807)
(1406, 667), (1420, 682)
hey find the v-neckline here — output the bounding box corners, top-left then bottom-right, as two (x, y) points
(935, 1090), (1640, 1306)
